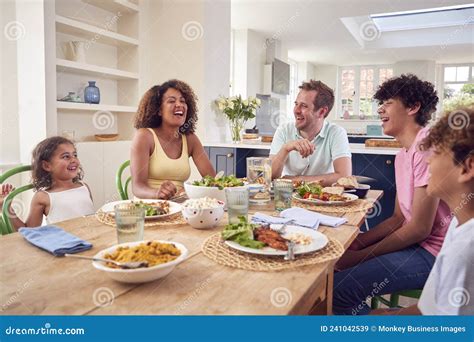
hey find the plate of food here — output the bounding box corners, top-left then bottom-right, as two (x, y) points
(293, 182), (358, 205)
(221, 218), (328, 256)
(99, 199), (182, 220)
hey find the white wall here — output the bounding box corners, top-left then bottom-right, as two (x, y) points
(394, 60), (437, 84)
(0, 0), (20, 166)
(139, 0), (231, 179)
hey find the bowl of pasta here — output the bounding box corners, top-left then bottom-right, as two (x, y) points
(92, 240), (188, 283)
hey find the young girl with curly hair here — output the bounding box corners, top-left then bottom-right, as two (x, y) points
(0, 136), (94, 229)
(131, 79), (215, 200)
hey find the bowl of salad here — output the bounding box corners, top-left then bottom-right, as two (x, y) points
(184, 174), (245, 204)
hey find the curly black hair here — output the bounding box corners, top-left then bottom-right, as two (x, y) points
(373, 74), (439, 126)
(134, 79), (198, 134)
(31, 136), (83, 190)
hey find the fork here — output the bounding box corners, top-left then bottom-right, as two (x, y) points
(284, 241), (295, 261)
(273, 219), (294, 234)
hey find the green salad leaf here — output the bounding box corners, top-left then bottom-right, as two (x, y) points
(221, 217), (265, 249)
(193, 175), (244, 190)
(296, 183), (322, 197)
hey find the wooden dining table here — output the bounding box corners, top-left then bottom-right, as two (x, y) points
(0, 190), (382, 315)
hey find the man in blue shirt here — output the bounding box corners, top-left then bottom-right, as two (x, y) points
(270, 80), (351, 186)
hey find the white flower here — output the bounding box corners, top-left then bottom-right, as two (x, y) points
(243, 99), (249, 106)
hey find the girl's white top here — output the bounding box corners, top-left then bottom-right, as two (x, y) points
(43, 184), (94, 225)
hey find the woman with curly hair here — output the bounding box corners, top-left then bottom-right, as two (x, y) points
(0, 136), (94, 229)
(333, 74), (452, 315)
(131, 79), (215, 200)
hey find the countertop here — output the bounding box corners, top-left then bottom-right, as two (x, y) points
(203, 141), (400, 155)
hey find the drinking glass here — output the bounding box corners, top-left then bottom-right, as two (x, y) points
(114, 203), (145, 244)
(225, 187), (249, 224)
(246, 157), (272, 204)
(273, 179), (293, 211)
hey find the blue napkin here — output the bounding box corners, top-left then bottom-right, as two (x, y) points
(252, 211), (320, 229)
(19, 225), (92, 256)
(280, 207), (347, 228)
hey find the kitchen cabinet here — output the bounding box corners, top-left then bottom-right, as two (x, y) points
(208, 147), (236, 176)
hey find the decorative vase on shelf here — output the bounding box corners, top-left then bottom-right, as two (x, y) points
(343, 107), (350, 120)
(84, 81), (100, 104)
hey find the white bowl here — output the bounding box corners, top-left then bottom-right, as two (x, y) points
(92, 240), (188, 283)
(184, 181), (227, 203)
(181, 200), (225, 229)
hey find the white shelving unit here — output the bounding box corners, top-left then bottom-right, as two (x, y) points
(82, 0), (139, 13)
(56, 101), (136, 113)
(53, 0), (139, 143)
(56, 58), (139, 80)
(55, 15), (139, 47)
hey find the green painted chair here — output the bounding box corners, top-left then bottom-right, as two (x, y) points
(0, 165), (33, 235)
(116, 160), (131, 200)
(371, 289), (423, 309)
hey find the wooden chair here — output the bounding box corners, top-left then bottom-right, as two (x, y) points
(116, 160), (131, 200)
(371, 289), (422, 309)
(0, 165), (33, 235)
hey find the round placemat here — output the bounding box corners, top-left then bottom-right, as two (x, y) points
(95, 210), (186, 227)
(201, 233), (344, 272)
(293, 199), (374, 213)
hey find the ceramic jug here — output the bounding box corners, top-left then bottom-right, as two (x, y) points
(66, 41), (86, 63)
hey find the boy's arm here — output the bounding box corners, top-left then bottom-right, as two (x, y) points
(362, 186), (438, 257)
(350, 195), (405, 250)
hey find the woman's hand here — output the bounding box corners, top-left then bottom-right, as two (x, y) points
(157, 181), (177, 200)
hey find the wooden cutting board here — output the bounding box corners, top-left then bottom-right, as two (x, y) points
(365, 139), (401, 148)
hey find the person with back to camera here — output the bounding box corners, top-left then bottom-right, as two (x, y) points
(131, 79), (216, 200)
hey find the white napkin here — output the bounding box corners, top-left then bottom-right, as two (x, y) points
(251, 212), (292, 225)
(280, 207), (347, 228)
(252, 211), (320, 229)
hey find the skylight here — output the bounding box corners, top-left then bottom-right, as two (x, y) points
(370, 4), (474, 32)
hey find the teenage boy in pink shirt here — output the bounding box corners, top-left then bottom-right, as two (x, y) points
(372, 106), (474, 315)
(333, 74), (451, 315)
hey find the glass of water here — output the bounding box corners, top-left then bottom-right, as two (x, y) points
(114, 203), (145, 244)
(225, 187), (249, 224)
(273, 179), (293, 211)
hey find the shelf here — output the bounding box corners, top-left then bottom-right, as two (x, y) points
(56, 58), (139, 80)
(82, 0), (139, 13)
(56, 102), (136, 113)
(56, 15), (138, 47)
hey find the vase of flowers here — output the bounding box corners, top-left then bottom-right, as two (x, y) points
(216, 95), (261, 143)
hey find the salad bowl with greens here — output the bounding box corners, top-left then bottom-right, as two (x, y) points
(184, 174), (246, 204)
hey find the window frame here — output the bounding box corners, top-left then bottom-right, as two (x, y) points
(335, 64), (394, 121)
(439, 63), (474, 114)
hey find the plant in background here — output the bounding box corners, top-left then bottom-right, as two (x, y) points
(216, 95), (261, 142)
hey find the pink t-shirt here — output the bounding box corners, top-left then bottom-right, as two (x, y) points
(394, 126), (451, 256)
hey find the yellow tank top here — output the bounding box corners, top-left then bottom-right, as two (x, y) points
(147, 128), (191, 190)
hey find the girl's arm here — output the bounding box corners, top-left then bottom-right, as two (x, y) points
(5, 191), (48, 230)
(187, 134), (216, 177)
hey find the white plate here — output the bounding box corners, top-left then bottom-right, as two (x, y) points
(292, 193), (358, 205)
(224, 225), (328, 256)
(99, 199), (182, 220)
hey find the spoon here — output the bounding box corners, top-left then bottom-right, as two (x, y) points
(65, 253), (148, 269)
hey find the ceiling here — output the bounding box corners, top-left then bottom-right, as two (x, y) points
(231, 0), (474, 65)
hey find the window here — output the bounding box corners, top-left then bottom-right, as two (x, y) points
(287, 59), (298, 118)
(337, 65), (393, 120)
(442, 64), (474, 113)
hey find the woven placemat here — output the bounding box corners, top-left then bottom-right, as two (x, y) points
(201, 233), (344, 272)
(95, 210), (187, 227)
(293, 198), (373, 213)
